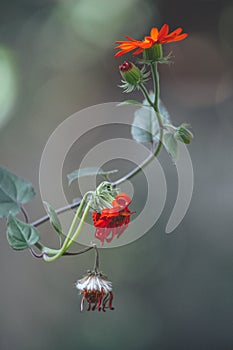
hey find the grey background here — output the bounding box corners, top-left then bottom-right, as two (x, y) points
(0, 0), (233, 349)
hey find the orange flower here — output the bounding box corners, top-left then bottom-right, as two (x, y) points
(115, 24), (188, 58)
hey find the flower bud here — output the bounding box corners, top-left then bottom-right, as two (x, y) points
(175, 124), (193, 144)
(143, 44), (163, 62)
(119, 60), (141, 85)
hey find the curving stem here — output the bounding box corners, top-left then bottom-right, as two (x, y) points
(112, 61), (163, 187)
(29, 62), (164, 263)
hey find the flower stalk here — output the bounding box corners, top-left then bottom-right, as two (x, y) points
(0, 23), (192, 314)
(113, 60), (164, 186)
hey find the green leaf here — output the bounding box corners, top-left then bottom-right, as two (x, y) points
(7, 215), (40, 250)
(43, 202), (62, 237)
(117, 100), (144, 107)
(67, 167), (118, 185)
(131, 106), (158, 143)
(131, 98), (171, 144)
(0, 166), (35, 218)
(163, 133), (178, 161)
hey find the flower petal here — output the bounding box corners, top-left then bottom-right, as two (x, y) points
(165, 27), (183, 38)
(132, 48), (144, 55)
(163, 33), (188, 43)
(158, 24), (169, 41)
(115, 49), (133, 57)
(114, 193), (131, 207)
(150, 27), (158, 40)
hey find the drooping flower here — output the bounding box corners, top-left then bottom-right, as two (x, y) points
(115, 24), (188, 58)
(92, 192), (134, 245)
(76, 271), (114, 312)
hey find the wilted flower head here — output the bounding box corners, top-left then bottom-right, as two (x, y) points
(76, 271), (114, 312)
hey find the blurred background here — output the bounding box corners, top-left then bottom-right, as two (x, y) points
(0, 0), (233, 349)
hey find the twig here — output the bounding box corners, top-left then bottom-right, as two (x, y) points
(31, 200), (82, 227)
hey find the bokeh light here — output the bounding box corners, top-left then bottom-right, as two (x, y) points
(0, 47), (17, 129)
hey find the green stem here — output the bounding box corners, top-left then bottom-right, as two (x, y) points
(43, 193), (91, 262)
(62, 195), (88, 251)
(31, 242), (94, 258)
(151, 61), (164, 166)
(35, 242), (60, 255)
(151, 62), (159, 108)
(65, 200), (92, 251)
(112, 65), (163, 187)
(163, 123), (177, 131)
(138, 83), (154, 107)
(111, 133), (162, 186)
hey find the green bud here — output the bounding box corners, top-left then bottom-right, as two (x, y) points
(175, 124), (193, 144)
(119, 61), (141, 86)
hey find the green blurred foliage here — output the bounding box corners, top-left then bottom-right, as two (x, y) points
(0, 48), (17, 128)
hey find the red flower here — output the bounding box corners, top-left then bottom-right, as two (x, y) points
(92, 193), (134, 245)
(115, 24), (188, 58)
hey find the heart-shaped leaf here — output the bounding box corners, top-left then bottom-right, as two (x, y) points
(7, 215), (40, 250)
(0, 166), (35, 218)
(131, 97), (170, 144)
(131, 106), (157, 143)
